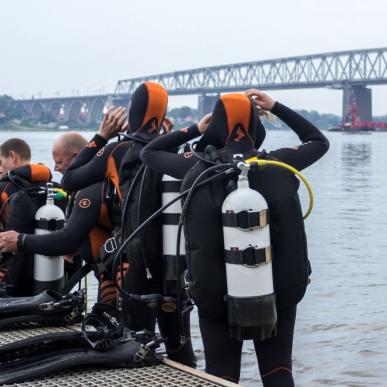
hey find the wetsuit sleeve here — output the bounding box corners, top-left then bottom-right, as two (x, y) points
(268, 102), (330, 171)
(61, 134), (109, 191)
(140, 125), (201, 179)
(21, 185), (102, 256)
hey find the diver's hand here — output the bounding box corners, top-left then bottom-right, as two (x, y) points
(197, 113), (212, 134)
(245, 89), (276, 111)
(0, 231), (19, 253)
(162, 117), (174, 133)
(98, 106), (128, 140)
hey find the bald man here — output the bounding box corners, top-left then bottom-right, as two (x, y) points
(52, 132), (88, 174)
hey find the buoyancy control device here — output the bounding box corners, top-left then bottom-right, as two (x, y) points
(33, 183), (65, 294)
(222, 159), (277, 341)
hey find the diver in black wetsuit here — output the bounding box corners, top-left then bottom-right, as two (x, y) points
(140, 89), (329, 386)
(0, 127), (126, 305)
(60, 82), (196, 368)
(0, 138), (60, 296)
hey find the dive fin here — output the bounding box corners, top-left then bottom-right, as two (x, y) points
(0, 331), (86, 363)
(0, 289), (84, 328)
(0, 339), (162, 384)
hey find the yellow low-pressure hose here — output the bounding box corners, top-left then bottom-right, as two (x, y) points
(53, 188), (68, 200)
(244, 157), (314, 219)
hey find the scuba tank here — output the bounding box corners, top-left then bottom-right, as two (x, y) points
(221, 159), (277, 341)
(161, 174), (185, 295)
(33, 183), (65, 294)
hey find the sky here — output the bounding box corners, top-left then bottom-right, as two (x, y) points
(0, 0), (386, 115)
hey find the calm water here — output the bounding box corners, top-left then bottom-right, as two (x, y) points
(1, 130), (386, 386)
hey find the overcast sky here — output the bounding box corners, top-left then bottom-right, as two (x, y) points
(1, 0), (386, 115)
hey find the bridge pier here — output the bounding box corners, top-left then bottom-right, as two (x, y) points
(342, 84), (372, 124)
(197, 94), (219, 117)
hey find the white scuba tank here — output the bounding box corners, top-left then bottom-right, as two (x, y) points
(161, 174), (185, 295)
(221, 161), (277, 341)
(33, 183), (65, 294)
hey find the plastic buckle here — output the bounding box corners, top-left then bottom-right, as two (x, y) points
(134, 344), (150, 362)
(39, 302), (55, 311)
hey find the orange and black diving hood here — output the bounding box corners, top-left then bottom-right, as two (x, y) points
(196, 93), (266, 152)
(128, 82), (168, 139)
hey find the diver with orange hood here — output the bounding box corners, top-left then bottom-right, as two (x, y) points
(140, 89), (329, 386)
(60, 82), (196, 368)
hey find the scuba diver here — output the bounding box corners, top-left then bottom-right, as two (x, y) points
(0, 127), (125, 305)
(0, 138), (59, 296)
(60, 82), (196, 368)
(140, 89), (329, 386)
(52, 132), (88, 281)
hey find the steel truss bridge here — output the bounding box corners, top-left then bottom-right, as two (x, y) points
(115, 47), (387, 95)
(12, 47), (387, 126)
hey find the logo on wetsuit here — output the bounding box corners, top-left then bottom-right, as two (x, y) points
(97, 147), (105, 157)
(79, 198), (91, 208)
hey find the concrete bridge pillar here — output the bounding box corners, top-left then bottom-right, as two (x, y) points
(197, 94), (219, 117)
(342, 85), (372, 124)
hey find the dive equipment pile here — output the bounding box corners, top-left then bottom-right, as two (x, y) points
(0, 303), (162, 384)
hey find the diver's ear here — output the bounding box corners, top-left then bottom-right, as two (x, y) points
(9, 151), (18, 164)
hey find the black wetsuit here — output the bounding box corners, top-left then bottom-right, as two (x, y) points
(18, 180), (118, 305)
(141, 102), (329, 178)
(61, 134), (128, 199)
(0, 164), (57, 296)
(141, 101), (329, 386)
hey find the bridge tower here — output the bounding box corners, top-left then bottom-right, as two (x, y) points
(197, 94), (219, 117)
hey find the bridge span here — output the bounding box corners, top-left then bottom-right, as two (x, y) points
(12, 47), (387, 126)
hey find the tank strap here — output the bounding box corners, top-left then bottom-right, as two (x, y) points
(225, 246), (272, 267)
(161, 213), (180, 225)
(222, 209), (269, 229)
(161, 179), (181, 192)
(35, 219), (65, 231)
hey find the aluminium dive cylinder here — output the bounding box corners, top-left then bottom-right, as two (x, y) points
(161, 174), (185, 295)
(33, 183), (65, 294)
(222, 162), (277, 341)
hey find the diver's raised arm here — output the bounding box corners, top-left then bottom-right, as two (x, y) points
(246, 89), (329, 170)
(140, 113), (211, 179)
